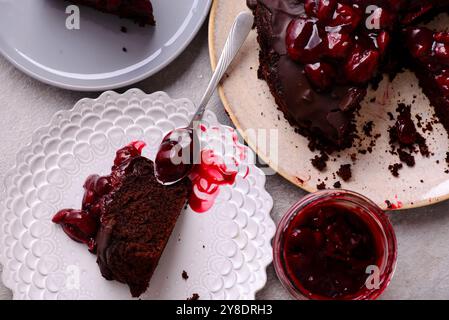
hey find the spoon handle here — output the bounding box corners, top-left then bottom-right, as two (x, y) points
(191, 11), (254, 124)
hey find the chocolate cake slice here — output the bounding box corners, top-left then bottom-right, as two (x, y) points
(53, 142), (190, 297)
(69, 0), (156, 26)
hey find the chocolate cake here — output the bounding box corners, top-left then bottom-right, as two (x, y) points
(403, 27), (449, 134)
(248, 0), (449, 151)
(53, 142), (190, 297)
(69, 0), (156, 26)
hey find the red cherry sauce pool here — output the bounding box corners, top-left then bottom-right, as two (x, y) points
(52, 141), (146, 252)
(282, 201), (383, 299)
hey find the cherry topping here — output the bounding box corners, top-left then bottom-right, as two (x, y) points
(53, 141), (147, 252)
(82, 174), (112, 212)
(403, 27), (449, 99)
(52, 209), (98, 251)
(285, 1), (398, 91)
(344, 46), (380, 84)
(434, 43), (449, 65)
(404, 27), (434, 59)
(325, 32), (351, 59)
(329, 3), (362, 32)
(394, 111), (418, 145)
(114, 140), (146, 167)
(436, 70), (449, 95)
(304, 62), (336, 91)
(286, 17), (325, 64)
(376, 31), (390, 55)
(304, 0), (337, 21)
(434, 32), (449, 44)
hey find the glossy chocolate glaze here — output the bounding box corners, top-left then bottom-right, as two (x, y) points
(249, 0), (449, 149)
(251, 0), (373, 148)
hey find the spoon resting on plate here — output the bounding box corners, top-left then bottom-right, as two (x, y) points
(154, 12), (254, 185)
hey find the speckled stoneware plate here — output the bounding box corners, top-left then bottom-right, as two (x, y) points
(0, 0), (211, 91)
(209, 0), (449, 210)
(0, 89), (275, 300)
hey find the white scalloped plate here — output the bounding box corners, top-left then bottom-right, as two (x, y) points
(0, 89), (275, 300)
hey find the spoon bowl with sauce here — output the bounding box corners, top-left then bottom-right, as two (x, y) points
(154, 12), (254, 185)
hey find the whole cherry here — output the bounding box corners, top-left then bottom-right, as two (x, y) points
(286, 16), (325, 64)
(52, 209), (98, 251)
(344, 45), (380, 84)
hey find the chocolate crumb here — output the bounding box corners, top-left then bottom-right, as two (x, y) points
(120, 26), (128, 33)
(336, 164), (352, 182)
(333, 181), (342, 188)
(398, 149), (415, 167)
(388, 163), (403, 177)
(187, 293), (199, 301)
(317, 182), (326, 190)
(388, 104), (429, 168)
(363, 121), (374, 137)
(182, 270), (189, 280)
(122, 47), (128, 52)
(311, 152), (329, 171)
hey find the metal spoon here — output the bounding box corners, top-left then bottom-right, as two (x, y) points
(154, 12), (254, 185)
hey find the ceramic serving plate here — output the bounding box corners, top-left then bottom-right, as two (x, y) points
(209, 0), (449, 210)
(0, 89), (275, 300)
(0, 0), (212, 91)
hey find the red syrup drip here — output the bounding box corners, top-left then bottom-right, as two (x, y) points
(188, 149), (238, 213)
(154, 129), (194, 185)
(155, 125), (247, 213)
(52, 141), (146, 252)
(282, 201), (384, 299)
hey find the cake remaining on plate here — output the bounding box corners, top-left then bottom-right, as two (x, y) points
(69, 0), (156, 25)
(403, 27), (449, 135)
(248, 0), (449, 151)
(53, 142), (190, 297)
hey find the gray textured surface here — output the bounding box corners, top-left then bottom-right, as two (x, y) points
(1, 24), (449, 300)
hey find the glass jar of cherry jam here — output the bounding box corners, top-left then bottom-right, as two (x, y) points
(274, 190), (397, 300)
